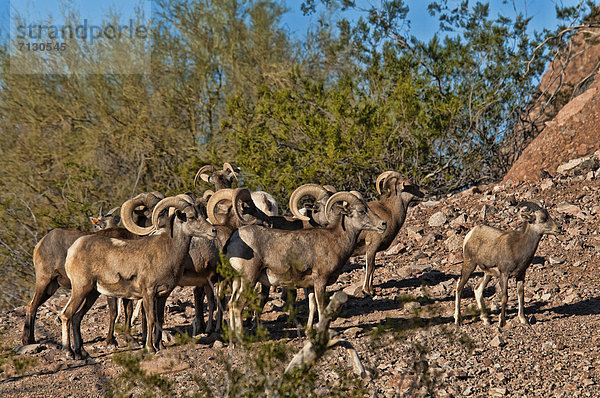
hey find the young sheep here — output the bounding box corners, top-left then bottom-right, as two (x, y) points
(60, 196), (217, 359)
(454, 201), (561, 327)
(225, 191), (387, 341)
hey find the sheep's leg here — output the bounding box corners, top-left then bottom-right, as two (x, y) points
(61, 287), (89, 359)
(454, 259), (476, 325)
(474, 273), (492, 325)
(205, 281), (216, 333)
(312, 282), (327, 329)
(229, 277), (244, 344)
(306, 288), (316, 331)
(215, 281), (226, 333)
(140, 302), (147, 345)
(284, 288), (298, 325)
(142, 292), (156, 353)
(72, 290), (100, 359)
(122, 298), (135, 344)
(106, 297), (119, 348)
(498, 273), (509, 328)
(155, 295), (168, 350)
(253, 283), (270, 331)
(516, 273), (530, 326)
(192, 286), (206, 336)
(23, 277), (58, 345)
(362, 249), (378, 296)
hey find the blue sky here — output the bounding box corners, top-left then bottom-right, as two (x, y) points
(0, 0), (582, 45)
(280, 0), (580, 40)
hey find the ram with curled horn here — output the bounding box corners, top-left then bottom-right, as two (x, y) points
(59, 195), (217, 359)
(22, 191), (166, 348)
(352, 171), (426, 296)
(225, 190), (387, 342)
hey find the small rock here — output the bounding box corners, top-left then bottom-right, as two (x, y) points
(462, 386), (474, 396)
(489, 387), (508, 397)
(548, 256), (565, 265)
(406, 226), (423, 241)
(429, 211), (447, 227)
(212, 340), (224, 349)
(344, 327), (362, 338)
(448, 253), (462, 265)
(557, 154), (599, 174)
(420, 200), (441, 207)
(489, 335), (506, 348)
(342, 282), (364, 297)
(583, 379), (595, 387)
(449, 214), (467, 228)
(445, 234), (463, 252)
(385, 242), (405, 255)
(556, 202), (583, 217)
(14, 344), (46, 355)
(540, 179), (554, 191)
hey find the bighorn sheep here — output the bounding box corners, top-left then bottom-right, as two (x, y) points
(225, 191), (387, 341)
(21, 194), (159, 347)
(60, 196), (217, 358)
(352, 171), (425, 296)
(194, 163), (279, 216)
(454, 201), (561, 327)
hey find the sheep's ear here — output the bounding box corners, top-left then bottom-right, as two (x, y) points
(200, 174), (211, 183)
(106, 207), (119, 216)
(519, 208), (535, 223)
(89, 216), (98, 225)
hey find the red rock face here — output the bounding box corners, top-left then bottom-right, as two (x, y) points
(503, 29), (600, 183)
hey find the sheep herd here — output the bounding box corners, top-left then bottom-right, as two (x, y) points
(22, 162), (560, 360)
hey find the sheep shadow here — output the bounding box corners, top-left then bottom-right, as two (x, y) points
(545, 296), (600, 318)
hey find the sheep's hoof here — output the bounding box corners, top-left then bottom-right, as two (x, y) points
(106, 338), (118, 349)
(22, 336), (35, 346)
(74, 348), (90, 360)
(454, 316), (462, 326)
(65, 349), (75, 360)
(362, 287), (374, 297)
(482, 317), (491, 326)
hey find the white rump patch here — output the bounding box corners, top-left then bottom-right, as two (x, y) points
(463, 228), (475, 250)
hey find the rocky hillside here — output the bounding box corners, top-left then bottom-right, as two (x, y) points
(1, 153), (599, 397)
(503, 28), (600, 183)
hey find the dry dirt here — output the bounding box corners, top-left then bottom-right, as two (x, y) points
(1, 155), (599, 397)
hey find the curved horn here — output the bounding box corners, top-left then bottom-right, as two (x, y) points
(223, 162), (239, 180)
(203, 189), (215, 201)
(194, 165), (215, 187)
(206, 188), (234, 225)
(350, 190), (363, 200)
(232, 188), (258, 225)
(375, 171), (395, 195)
(382, 172), (404, 195)
(323, 185), (337, 194)
(174, 193), (195, 205)
(106, 207), (120, 216)
(151, 196), (193, 229)
(121, 193), (157, 235)
(289, 184), (328, 221)
(325, 191), (362, 222)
